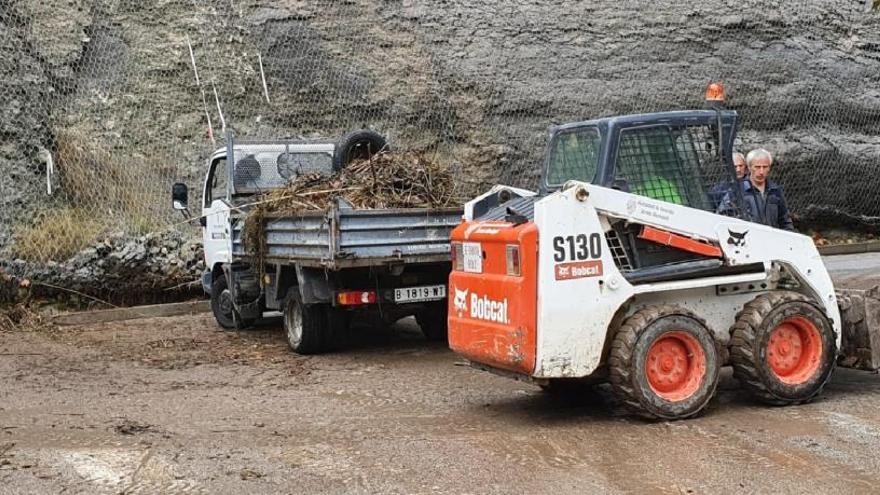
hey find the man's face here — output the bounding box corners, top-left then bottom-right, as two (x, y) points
(734, 156), (747, 180)
(750, 157), (771, 186)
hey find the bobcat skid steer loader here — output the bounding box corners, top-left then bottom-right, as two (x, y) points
(447, 86), (880, 419)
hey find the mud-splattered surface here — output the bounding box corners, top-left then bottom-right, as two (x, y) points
(0, 257), (879, 494)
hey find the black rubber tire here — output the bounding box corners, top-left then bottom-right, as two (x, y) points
(729, 291), (836, 406)
(210, 274), (248, 330)
(283, 296), (332, 355)
(416, 301), (448, 343)
(327, 307), (350, 344)
(332, 130), (387, 172)
(608, 305), (721, 420)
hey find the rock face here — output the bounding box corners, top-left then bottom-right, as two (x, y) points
(2, 230), (205, 306)
(0, 1), (878, 301)
(0, 2), (58, 248)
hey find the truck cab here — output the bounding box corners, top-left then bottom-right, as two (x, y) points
(199, 141), (336, 294)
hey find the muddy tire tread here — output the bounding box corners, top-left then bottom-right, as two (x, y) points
(609, 304), (718, 420)
(728, 291), (835, 406)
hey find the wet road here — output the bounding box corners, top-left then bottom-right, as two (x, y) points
(0, 253), (878, 494)
(825, 252), (880, 290)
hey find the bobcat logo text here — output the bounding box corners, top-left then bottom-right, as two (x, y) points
(451, 287), (509, 324)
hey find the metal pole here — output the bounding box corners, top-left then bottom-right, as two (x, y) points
(258, 52), (270, 105)
(225, 129), (235, 201)
(187, 36), (216, 146)
(212, 82), (227, 136)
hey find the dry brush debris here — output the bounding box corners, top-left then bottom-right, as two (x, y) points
(261, 150), (457, 212)
(0, 305), (45, 333)
(243, 150), (459, 258)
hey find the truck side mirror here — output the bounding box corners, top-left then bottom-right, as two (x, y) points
(172, 183), (188, 210)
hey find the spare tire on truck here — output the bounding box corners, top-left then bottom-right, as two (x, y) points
(332, 130), (387, 172)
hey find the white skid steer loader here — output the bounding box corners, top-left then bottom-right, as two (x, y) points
(447, 86), (880, 419)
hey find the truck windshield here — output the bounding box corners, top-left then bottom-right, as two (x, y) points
(546, 126), (600, 186)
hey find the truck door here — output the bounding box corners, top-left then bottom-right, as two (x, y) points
(203, 155), (233, 269)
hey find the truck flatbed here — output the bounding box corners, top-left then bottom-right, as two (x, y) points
(232, 204), (462, 269)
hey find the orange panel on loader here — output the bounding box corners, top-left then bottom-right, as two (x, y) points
(448, 221), (538, 375)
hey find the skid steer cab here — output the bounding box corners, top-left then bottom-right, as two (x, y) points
(449, 93), (880, 420)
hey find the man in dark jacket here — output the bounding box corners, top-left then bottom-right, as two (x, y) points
(741, 148), (795, 231)
(709, 152), (748, 208)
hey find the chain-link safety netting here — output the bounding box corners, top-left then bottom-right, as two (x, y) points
(1, 0), (878, 305)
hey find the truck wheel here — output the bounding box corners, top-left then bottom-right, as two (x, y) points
(210, 274), (251, 330)
(729, 291), (836, 406)
(283, 296), (331, 355)
(609, 305), (721, 420)
(416, 301), (448, 342)
(328, 307), (350, 344)
(332, 130), (387, 172)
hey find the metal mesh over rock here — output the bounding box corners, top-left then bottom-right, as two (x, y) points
(0, 0), (879, 304)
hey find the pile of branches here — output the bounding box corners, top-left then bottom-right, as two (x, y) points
(243, 150), (459, 264)
(260, 150), (457, 213)
(0, 305), (45, 333)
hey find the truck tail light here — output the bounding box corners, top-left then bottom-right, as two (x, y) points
(506, 244), (521, 276)
(451, 241), (464, 271)
(337, 290), (377, 306)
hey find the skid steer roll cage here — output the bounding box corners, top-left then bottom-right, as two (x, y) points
(539, 110), (745, 219)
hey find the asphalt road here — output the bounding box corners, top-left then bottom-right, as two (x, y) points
(825, 252), (880, 290)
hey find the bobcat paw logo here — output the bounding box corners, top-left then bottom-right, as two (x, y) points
(453, 287), (469, 317)
(727, 229), (748, 247)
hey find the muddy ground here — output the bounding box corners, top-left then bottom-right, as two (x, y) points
(2, 255), (880, 494)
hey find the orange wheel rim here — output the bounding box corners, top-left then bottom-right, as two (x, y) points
(767, 316), (823, 385)
(645, 331), (707, 402)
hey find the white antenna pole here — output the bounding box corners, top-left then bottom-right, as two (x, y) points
(187, 36), (216, 146)
(44, 151), (54, 195)
(212, 81), (227, 136)
(186, 35), (200, 86)
(258, 52), (271, 104)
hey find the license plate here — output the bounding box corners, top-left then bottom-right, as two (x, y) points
(394, 284), (447, 303)
(463, 242), (482, 273)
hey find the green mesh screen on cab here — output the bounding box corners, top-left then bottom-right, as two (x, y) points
(615, 125), (730, 212)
